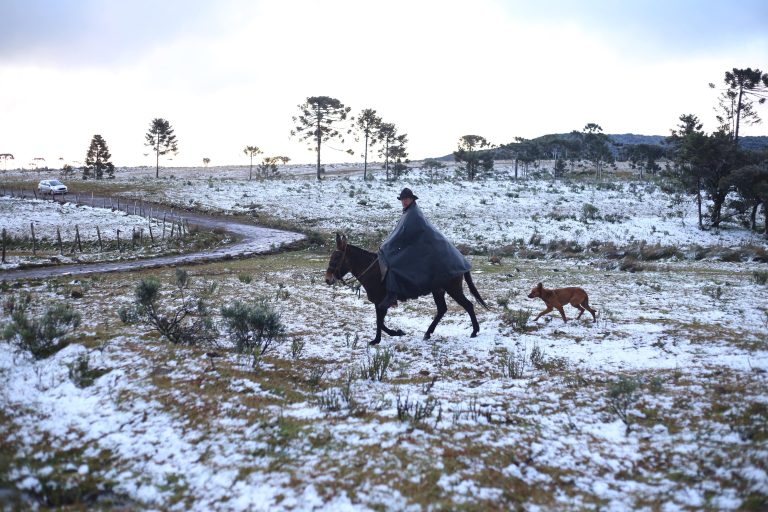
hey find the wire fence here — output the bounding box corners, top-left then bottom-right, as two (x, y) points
(0, 187), (192, 263)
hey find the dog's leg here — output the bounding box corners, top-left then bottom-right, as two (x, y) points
(556, 305), (568, 322)
(582, 298), (597, 322)
(574, 305), (585, 319)
(533, 306), (553, 322)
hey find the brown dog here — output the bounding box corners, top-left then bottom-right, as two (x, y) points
(528, 282), (597, 323)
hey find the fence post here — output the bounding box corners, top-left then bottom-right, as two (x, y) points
(31, 222), (36, 256)
(1, 228), (6, 263)
(96, 225), (102, 252)
(57, 227), (63, 254)
(116, 229), (121, 252)
(75, 225), (82, 253)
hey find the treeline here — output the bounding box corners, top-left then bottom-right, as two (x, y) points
(439, 67), (768, 237)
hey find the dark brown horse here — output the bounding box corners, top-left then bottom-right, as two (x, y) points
(325, 234), (489, 345)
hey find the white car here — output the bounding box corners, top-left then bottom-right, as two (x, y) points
(38, 179), (68, 195)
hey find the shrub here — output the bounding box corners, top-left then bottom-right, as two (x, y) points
(640, 245), (682, 261)
(498, 346), (526, 379)
(753, 271), (768, 286)
(126, 270), (215, 346)
(396, 392), (441, 427)
(501, 308), (531, 332)
(529, 341), (546, 369)
(67, 352), (110, 388)
(221, 299), (285, 363)
(318, 389), (343, 412)
(619, 257), (646, 273)
(291, 337), (306, 360)
(581, 203), (600, 223)
(608, 375), (640, 435)
(3, 301), (81, 359)
(361, 348), (393, 381)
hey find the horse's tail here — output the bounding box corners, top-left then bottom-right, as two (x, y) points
(464, 272), (490, 310)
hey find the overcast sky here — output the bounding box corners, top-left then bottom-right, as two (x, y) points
(1, 0), (766, 169)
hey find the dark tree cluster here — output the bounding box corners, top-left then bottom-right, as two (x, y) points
(667, 67), (768, 236)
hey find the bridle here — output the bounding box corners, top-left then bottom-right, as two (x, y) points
(327, 244), (349, 282)
(327, 244), (379, 287)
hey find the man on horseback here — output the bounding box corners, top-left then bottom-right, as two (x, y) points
(377, 187), (471, 310)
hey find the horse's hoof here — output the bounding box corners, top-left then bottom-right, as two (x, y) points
(423, 333), (431, 340)
(369, 339), (381, 346)
(393, 329), (406, 337)
(470, 331), (478, 338)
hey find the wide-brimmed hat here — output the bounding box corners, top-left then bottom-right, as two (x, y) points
(397, 188), (418, 200)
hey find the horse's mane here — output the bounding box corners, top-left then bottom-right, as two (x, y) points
(346, 243), (376, 260)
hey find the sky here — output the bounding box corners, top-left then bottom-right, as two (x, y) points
(1, 0), (767, 169)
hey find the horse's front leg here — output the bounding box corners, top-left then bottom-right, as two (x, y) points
(370, 306), (387, 345)
(370, 304), (404, 345)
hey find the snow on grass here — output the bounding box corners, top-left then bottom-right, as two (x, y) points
(0, 196), (158, 241)
(101, 163), (768, 251)
(1, 167), (768, 510)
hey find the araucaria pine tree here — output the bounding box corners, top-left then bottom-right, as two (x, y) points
(291, 96), (351, 180)
(354, 108), (382, 180)
(145, 118), (179, 178)
(83, 134), (115, 180)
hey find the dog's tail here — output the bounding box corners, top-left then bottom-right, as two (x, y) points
(464, 272), (490, 310)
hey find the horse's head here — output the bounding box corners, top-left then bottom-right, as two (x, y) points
(325, 233), (350, 285)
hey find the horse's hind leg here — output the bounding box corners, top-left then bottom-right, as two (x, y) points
(447, 286), (480, 337)
(424, 291), (448, 340)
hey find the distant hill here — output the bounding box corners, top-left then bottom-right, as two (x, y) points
(434, 133), (768, 160)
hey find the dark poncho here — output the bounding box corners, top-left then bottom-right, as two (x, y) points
(378, 202), (471, 300)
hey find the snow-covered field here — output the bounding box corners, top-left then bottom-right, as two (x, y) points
(1, 163), (767, 510)
(116, 162), (767, 251)
(0, 195), (233, 271)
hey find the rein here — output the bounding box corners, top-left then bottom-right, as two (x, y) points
(330, 245), (379, 295)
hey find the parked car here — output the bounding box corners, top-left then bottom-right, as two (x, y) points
(38, 179), (68, 195)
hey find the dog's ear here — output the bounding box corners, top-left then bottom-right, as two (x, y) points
(340, 234), (347, 250)
(537, 282), (543, 291)
(336, 232), (342, 249)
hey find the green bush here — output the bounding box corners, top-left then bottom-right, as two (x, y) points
(67, 352), (111, 388)
(126, 270), (215, 346)
(753, 271), (768, 286)
(221, 299), (285, 361)
(3, 301), (81, 359)
(581, 203), (600, 222)
(361, 348), (393, 381)
(608, 375), (640, 435)
(501, 308), (531, 332)
(396, 392), (440, 427)
(498, 346), (526, 378)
